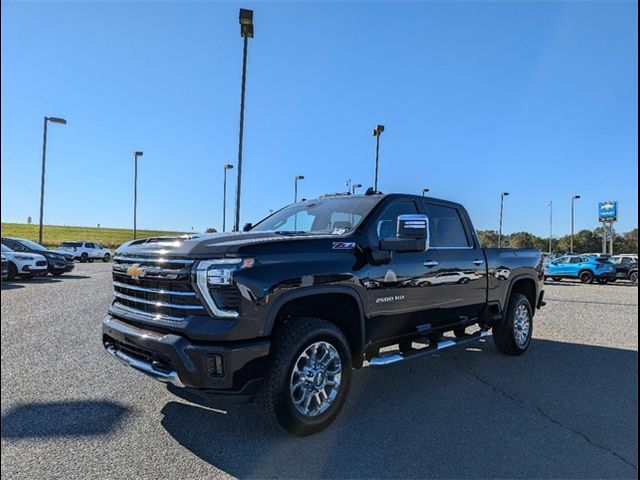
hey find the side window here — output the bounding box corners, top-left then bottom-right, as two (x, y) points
(85, 243), (95, 249)
(371, 201), (418, 242)
(569, 257), (582, 264)
(424, 204), (470, 248)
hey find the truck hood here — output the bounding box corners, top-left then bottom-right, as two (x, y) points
(114, 232), (347, 257)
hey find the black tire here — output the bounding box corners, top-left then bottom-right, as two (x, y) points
(80, 253), (89, 263)
(103, 253), (111, 263)
(579, 271), (594, 284)
(630, 271), (638, 285)
(552, 277), (562, 282)
(492, 293), (533, 356)
(597, 278), (609, 285)
(255, 317), (352, 436)
(7, 263), (17, 281)
(88, 258), (94, 263)
(50, 270), (64, 277)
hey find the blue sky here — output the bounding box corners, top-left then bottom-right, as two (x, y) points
(1, 1), (637, 236)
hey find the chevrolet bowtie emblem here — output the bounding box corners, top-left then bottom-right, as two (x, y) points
(126, 264), (146, 280)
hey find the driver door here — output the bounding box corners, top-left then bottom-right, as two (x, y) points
(364, 199), (442, 342)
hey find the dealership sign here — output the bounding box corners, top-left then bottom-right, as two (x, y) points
(598, 201), (618, 222)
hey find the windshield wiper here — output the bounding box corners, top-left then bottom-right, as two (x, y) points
(274, 231), (311, 236)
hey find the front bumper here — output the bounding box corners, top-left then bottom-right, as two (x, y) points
(21, 265), (49, 276)
(102, 316), (270, 402)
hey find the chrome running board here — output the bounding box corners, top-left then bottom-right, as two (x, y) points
(369, 330), (490, 368)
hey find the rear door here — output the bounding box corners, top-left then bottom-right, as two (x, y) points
(420, 201), (487, 324)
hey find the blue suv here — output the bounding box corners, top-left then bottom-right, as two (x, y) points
(545, 255), (617, 284)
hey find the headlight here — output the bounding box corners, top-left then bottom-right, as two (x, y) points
(194, 258), (254, 318)
(204, 258), (254, 286)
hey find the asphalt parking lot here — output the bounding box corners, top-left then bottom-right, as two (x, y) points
(1, 262), (637, 479)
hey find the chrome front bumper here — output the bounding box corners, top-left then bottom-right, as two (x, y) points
(105, 344), (184, 387)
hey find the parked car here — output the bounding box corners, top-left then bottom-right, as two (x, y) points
(608, 255), (638, 284)
(59, 241), (112, 262)
(1, 244), (49, 280)
(1, 237), (75, 276)
(102, 193), (545, 435)
(544, 255), (616, 284)
(1, 255), (8, 281)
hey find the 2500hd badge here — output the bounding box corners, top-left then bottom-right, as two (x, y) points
(102, 193), (545, 436)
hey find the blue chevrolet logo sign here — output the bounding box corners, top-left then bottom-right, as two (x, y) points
(598, 201), (618, 221)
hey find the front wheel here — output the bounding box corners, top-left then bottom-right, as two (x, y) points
(50, 270), (64, 277)
(255, 317), (352, 436)
(7, 263), (17, 281)
(579, 271), (594, 284)
(597, 278), (609, 285)
(493, 293), (533, 356)
(103, 253), (111, 262)
(630, 271), (638, 285)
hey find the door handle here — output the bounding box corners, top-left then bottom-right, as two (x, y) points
(472, 259), (485, 266)
(423, 260), (439, 268)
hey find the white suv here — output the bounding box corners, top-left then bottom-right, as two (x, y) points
(1, 244), (49, 280)
(59, 241), (112, 263)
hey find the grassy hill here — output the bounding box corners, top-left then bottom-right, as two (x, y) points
(1, 223), (186, 249)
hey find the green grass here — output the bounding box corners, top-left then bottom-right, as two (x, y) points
(1, 223), (186, 249)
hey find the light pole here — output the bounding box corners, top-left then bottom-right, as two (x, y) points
(352, 183), (362, 195)
(546, 201), (553, 254)
(294, 175), (305, 202)
(233, 8), (254, 232)
(372, 124), (384, 192)
(498, 192), (510, 248)
(571, 195), (581, 253)
(38, 116), (67, 244)
(222, 164), (234, 232)
(422, 188), (430, 197)
(133, 151), (144, 239)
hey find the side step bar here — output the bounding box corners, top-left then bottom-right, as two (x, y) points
(369, 330), (490, 368)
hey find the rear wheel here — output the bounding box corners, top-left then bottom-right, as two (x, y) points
(7, 263), (17, 281)
(255, 317), (352, 436)
(579, 271), (594, 284)
(493, 293), (533, 356)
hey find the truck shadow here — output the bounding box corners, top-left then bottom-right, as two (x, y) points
(160, 339), (638, 479)
(1, 400), (131, 439)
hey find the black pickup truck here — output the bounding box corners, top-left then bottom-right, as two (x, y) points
(103, 193), (545, 435)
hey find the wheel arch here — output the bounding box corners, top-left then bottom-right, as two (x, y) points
(504, 275), (538, 319)
(265, 286), (366, 365)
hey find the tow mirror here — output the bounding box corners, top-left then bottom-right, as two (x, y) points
(380, 214), (429, 253)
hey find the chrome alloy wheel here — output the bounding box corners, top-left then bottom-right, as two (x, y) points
(513, 304), (531, 347)
(290, 341), (342, 417)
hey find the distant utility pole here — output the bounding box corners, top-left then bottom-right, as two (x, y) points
(372, 125), (384, 191)
(498, 192), (509, 248)
(38, 116), (67, 244)
(546, 201), (553, 254)
(570, 195), (581, 253)
(133, 151), (144, 239)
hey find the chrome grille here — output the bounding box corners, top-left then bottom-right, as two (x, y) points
(111, 255), (205, 322)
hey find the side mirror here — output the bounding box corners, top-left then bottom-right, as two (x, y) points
(242, 223), (253, 232)
(379, 214), (429, 253)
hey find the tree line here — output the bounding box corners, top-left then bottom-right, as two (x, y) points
(476, 227), (638, 254)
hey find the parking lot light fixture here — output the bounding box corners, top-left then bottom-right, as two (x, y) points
(223, 164), (234, 232)
(372, 125), (385, 192)
(422, 188), (430, 197)
(38, 115), (67, 244)
(571, 195), (581, 253)
(133, 151), (144, 239)
(352, 183), (362, 195)
(234, 8), (254, 232)
(547, 201), (553, 254)
(498, 192), (510, 248)
(294, 175), (305, 203)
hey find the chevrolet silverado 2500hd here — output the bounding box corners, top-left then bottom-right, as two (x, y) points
(103, 193), (545, 435)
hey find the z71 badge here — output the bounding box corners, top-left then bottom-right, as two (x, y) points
(332, 242), (355, 250)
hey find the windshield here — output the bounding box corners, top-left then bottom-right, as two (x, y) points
(60, 242), (82, 247)
(1, 244), (13, 253)
(251, 197), (379, 235)
(17, 239), (47, 251)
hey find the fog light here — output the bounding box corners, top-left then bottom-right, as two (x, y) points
(206, 354), (224, 377)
